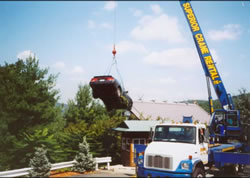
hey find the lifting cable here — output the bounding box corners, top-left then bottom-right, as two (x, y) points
(104, 3), (125, 89)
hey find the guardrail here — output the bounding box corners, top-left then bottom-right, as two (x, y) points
(95, 157), (112, 170)
(0, 157), (112, 177)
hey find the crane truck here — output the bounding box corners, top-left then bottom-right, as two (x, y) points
(135, 1), (250, 177)
(180, 0), (241, 144)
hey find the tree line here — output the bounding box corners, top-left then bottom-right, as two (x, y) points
(0, 57), (125, 171)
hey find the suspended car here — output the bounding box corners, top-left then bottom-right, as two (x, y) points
(89, 75), (133, 111)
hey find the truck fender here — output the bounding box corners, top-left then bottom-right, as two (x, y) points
(192, 160), (204, 172)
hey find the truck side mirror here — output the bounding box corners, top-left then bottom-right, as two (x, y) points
(148, 138), (152, 143)
(199, 129), (205, 143)
(199, 135), (204, 143)
(204, 129), (209, 143)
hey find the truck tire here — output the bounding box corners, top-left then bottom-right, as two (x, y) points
(192, 168), (205, 177)
(223, 165), (237, 177)
(136, 165), (139, 177)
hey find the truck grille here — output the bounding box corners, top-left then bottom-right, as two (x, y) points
(146, 155), (173, 170)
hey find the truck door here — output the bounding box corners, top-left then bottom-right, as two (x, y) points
(198, 128), (208, 164)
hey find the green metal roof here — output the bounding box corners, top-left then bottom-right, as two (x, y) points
(113, 120), (160, 132)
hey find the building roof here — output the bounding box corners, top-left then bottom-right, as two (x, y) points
(131, 101), (210, 124)
(113, 120), (160, 132)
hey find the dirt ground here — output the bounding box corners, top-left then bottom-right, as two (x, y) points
(50, 165), (135, 177)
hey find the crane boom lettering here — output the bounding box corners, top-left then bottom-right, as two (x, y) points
(180, 1), (231, 110)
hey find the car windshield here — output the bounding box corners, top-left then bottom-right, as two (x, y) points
(153, 126), (196, 144)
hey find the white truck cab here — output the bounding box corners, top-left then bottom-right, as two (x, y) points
(138, 122), (209, 177)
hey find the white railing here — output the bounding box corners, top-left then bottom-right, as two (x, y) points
(0, 157), (112, 177)
(94, 157), (112, 170)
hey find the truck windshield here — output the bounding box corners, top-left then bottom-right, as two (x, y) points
(154, 126), (196, 144)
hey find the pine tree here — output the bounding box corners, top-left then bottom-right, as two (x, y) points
(72, 137), (95, 173)
(0, 57), (63, 169)
(28, 146), (51, 177)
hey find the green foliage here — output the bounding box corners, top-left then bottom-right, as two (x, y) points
(0, 57), (59, 135)
(58, 85), (97, 160)
(87, 111), (124, 162)
(11, 128), (64, 166)
(61, 84), (125, 163)
(58, 121), (88, 161)
(0, 58), (126, 171)
(64, 85), (106, 125)
(0, 57), (64, 170)
(234, 88), (250, 122)
(28, 146), (51, 177)
(72, 137), (95, 173)
(234, 88), (250, 142)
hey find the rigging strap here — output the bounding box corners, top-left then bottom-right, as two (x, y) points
(103, 2), (125, 90)
(104, 50), (125, 90)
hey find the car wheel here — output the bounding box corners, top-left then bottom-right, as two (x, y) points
(116, 87), (121, 97)
(192, 168), (205, 177)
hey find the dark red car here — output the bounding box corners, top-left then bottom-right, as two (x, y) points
(89, 75), (133, 111)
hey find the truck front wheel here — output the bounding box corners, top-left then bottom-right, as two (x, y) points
(192, 168), (205, 177)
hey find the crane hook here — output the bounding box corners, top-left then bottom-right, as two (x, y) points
(112, 45), (116, 57)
